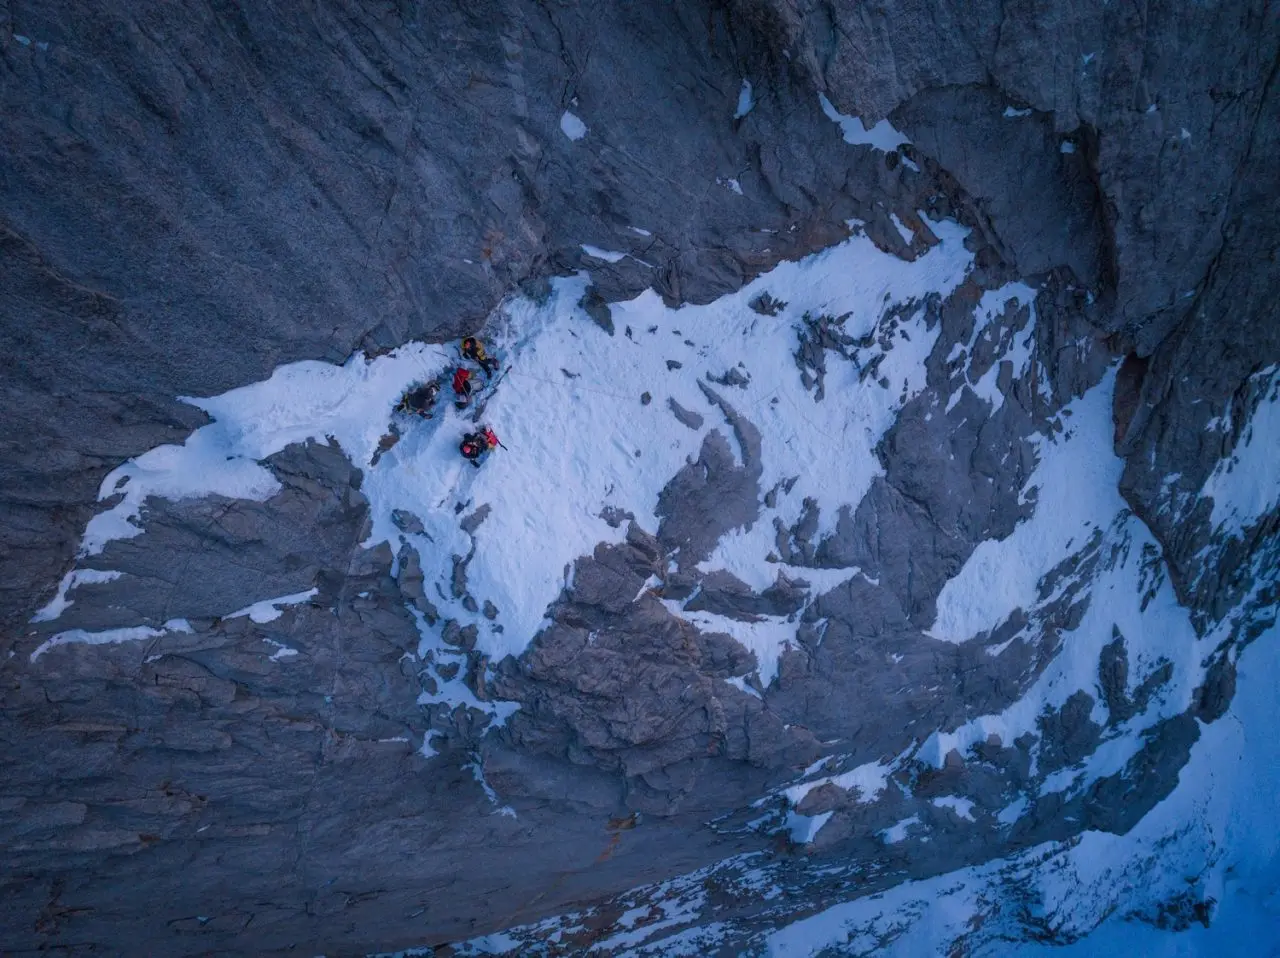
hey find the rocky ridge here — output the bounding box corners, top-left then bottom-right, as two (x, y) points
(2, 2), (1278, 955)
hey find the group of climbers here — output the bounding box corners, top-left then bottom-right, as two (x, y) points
(394, 335), (504, 468)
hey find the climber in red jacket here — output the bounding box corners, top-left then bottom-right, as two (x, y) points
(452, 366), (473, 406)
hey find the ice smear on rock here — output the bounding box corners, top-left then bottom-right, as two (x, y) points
(734, 78), (755, 119)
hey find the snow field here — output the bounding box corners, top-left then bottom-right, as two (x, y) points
(922, 369), (1206, 799)
(762, 616), (1280, 957)
(929, 368), (1124, 646)
(33, 219), (977, 727)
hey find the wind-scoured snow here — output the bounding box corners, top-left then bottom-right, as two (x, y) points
(818, 92), (911, 152)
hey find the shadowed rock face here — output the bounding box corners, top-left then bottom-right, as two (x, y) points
(2, 0), (1279, 955)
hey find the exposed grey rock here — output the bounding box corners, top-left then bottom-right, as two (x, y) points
(2, 0), (1278, 954)
(459, 503), (492, 535)
(666, 397), (704, 431)
(707, 365), (751, 388)
(895, 86), (1104, 285)
(748, 291), (787, 316)
(1098, 629), (1134, 723)
(391, 508), (424, 535)
(684, 569), (807, 620)
(1036, 691), (1103, 775)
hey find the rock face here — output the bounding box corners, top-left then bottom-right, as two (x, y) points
(2, 2), (1278, 956)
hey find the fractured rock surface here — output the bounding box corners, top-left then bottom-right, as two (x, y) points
(2, 1), (1278, 955)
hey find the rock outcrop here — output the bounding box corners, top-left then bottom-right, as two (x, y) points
(2, 1), (1278, 955)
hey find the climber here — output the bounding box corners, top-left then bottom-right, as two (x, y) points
(459, 425), (501, 468)
(396, 380), (440, 418)
(461, 336), (500, 377)
(451, 366), (474, 407)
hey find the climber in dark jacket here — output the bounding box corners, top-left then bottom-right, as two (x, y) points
(461, 336), (500, 376)
(459, 426), (501, 467)
(397, 380), (440, 418)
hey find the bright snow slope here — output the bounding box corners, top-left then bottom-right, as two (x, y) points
(35, 218), (975, 698)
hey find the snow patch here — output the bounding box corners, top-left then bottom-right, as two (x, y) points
(665, 603), (796, 687)
(31, 618), (192, 662)
(818, 93), (911, 151)
(559, 110), (587, 140)
(931, 795), (976, 821)
(931, 366), (1118, 644)
(229, 588), (318, 624)
(734, 79), (755, 119)
(889, 212), (914, 244)
(49, 219), (975, 676)
(785, 759), (893, 807)
(31, 569), (123, 622)
(944, 281), (1041, 415)
(786, 810), (834, 844)
(263, 638), (300, 661)
(921, 369), (1206, 803)
(880, 814), (922, 844)
(581, 244), (628, 263)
